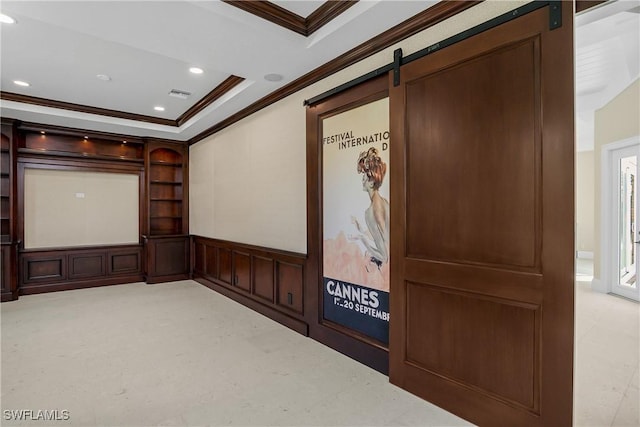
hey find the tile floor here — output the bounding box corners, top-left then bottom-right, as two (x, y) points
(1, 263), (638, 427)
(574, 259), (639, 427)
(1, 281), (471, 427)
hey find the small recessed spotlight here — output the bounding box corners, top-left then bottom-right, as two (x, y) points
(189, 67), (204, 74)
(264, 73), (283, 82)
(84, 136), (88, 139)
(96, 74), (111, 81)
(154, 106), (165, 112)
(0, 14), (16, 24)
(40, 131), (45, 135)
(13, 80), (30, 87)
(122, 140), (127, 144)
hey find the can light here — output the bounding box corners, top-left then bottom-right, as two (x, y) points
(13, 80), (30, 87)
(189, 67), (203, 74)
(154, 106), (165, 112)
(0, 14), (16, 24)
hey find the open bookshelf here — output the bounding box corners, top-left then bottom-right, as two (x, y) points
(148, 147), (185, 236)
(1, 132), (11, 243)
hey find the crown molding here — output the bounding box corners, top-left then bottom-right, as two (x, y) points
(176, 75), (245, 126)
(189, 1), (481, 145)
(1, 91), (176, 127)
(222, 0), (358, 37)
(576, 1), (608, 14)
(1, 75), (245, 129)
(307, 1), (358, 35)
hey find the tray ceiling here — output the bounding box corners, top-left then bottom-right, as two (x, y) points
(0, 0), (441, 142)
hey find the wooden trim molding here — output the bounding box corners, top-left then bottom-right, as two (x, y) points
(189, 0), (479, 144)
(2, 2), (478, 146)
(1, 75), (245, 129)
(306, 1), (358, 35)
(223, 1), (307, 36)
(176, 76), (245, 126)
(222, 1), (357, 37)
(1, 91), (176, 127)
(575, 0), (608, 14)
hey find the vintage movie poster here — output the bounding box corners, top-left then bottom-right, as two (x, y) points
(322, 97), (390, 344)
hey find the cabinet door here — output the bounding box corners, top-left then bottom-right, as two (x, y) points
(146, 236), (189, 283)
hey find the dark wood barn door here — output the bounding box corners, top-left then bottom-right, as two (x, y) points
(389, 3), (574, 426)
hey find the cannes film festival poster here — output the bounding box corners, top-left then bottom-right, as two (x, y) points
(322, 97), (390, 345)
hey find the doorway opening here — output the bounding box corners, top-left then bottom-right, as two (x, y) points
(575, 1), (639, 426)
(602, 139), (640, 302)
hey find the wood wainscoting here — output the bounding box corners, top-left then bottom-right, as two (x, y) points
(192, 236), (308, 335)
(19, 244), (143, 295)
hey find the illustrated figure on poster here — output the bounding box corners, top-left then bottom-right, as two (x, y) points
(350, 147), (390, 272)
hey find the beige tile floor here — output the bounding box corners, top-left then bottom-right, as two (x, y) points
(1, 281), (471, 427)
(574, 259), (639, 427)
(1, 264), (637, 427)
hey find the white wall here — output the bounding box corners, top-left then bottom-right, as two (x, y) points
(190, 1), (528, 254)
(24, 169), (139, 249)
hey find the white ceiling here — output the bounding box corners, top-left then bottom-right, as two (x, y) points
(576, 0), (640, 152)
(0, 0), (438, 142)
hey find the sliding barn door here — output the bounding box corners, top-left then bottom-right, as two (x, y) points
(389, 3), (574, 426)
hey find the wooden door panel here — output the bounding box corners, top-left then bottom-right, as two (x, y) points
(390, 3), (573, 426)
(404, 261), (543, 304)
(405, 38), (540, 269)
(406, 282), (539, 409)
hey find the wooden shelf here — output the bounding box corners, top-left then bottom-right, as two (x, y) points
(150, 161), (182, 166)
(150, 180), (182, 185)
(148, 145), (185, 237)
(148, 230), (183, 237)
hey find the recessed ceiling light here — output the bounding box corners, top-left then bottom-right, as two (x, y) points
(40, 131), (45, 135)
(154, 106), (165, 112)
(122, 140), (127, 144)
(13, 80), (30, 87)
(189, 67), (204, 74)
(96, 74), (111, 81)
(0, 14), (16, 24)
(264, 73), (283, 82)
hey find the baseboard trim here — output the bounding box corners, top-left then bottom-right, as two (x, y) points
(145, 273), (190, 284)
(194, 275), (308, 336)
(1, 290), (19, 302)
(577, 251), (594, 259)
(19, 275), (145, 295)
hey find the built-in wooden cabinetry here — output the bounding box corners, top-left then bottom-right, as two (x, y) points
(144, 141), (189, 283)
(0, 121), (191, 299)
(1, 120), (18, 301)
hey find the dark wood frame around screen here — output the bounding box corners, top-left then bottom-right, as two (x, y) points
(305, 74), (389, 374)
(17, 157), (146, 250)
